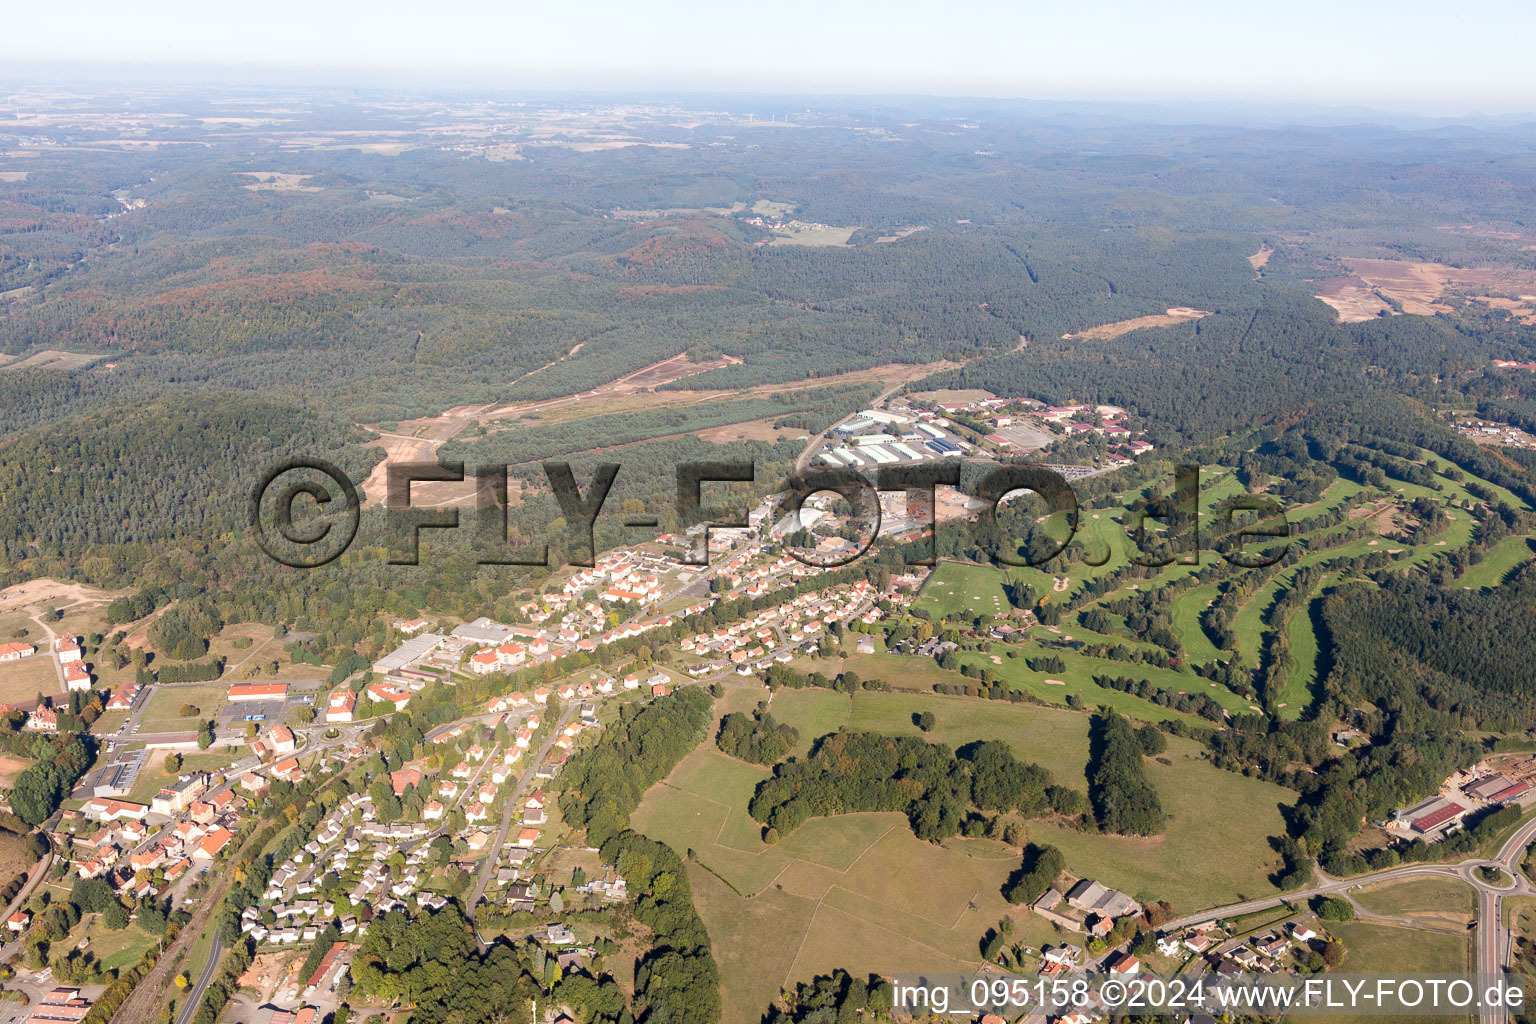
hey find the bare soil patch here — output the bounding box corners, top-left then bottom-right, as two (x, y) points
(697, 417), (804, 444)
(1344, 259), (1455, 315)
(875, 226), (927, 243)
(0, 755), (32, 787)
(0, 578), (117, 610)
(1063, 307), (1212, 340)
(909, 388), (997, 403)
(1316, 276), (1390, 322)
(1318, 258), (1536, 322)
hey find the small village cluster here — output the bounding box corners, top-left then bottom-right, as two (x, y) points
(365, 524), (914, 694)
(1028, 885), (1329, 1024)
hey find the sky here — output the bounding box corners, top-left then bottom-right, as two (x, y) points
(6, 0), (1536, 116)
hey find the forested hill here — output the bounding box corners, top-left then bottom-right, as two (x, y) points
(1322, 565), (1536, 731)
(0, 394), (377, 572)
(1, 90), (1536, 662)
(918, 286), (1527, 446)
(8, 95), (1536, 427)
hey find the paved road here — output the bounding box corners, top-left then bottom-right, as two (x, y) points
(111, 724), (365, 866)
(0, 853), (53, 962)
(467, 702), (578, 932)
(1157, 813), (1536, 1024)
(111, 722), (370, 1024)
(27, 610), (66, 695)
(173, 930), (223, 1024)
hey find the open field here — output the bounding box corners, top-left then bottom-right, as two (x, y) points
(767, 686), (1093, 784)
(1326, 921), (1474, 1024)
(771, 692), (1293, 909)
(0, 577), (119, 609)
(0, 755), (33, 788)
(908, 388), (997, 404)
(358, 352), (952, 506)
(0, 655), (58, 703)
(1315, 276), (1392, 322)
(0, 349), (102, 372)
(1026, 737), (1292, 909)
(769, 224), (857, 247)
(695, 417), (807, 444)
(236, 171), (323, 192)
(635, 688), (1295, 1023)
(764, 687), (851, 759)
(1063, 306), (1212, 340)
(479, 358), (949, 437)
(70, 917), (160, 972)
(1353, 877), (1476, 926)
(1317, 256), (1536, 324)
(638, 765), (1044, 1024)
(913, 560), (1015, 619)
(138, 683), (228, 733)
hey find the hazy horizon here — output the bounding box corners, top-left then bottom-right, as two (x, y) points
(6, 0), (1536, 119)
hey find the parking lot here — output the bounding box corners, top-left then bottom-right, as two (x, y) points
(216, 691), (316, 728)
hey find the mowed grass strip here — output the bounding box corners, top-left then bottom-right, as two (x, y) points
(958, 646), (1254, 719)
(1274, 591), (1326, 719)
(1459, 535), (1535, 591)
(913, 561), (1014, 619)
(1168, 581), (1223, 665)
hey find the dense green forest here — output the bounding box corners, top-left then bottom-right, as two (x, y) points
(1086, 710), (1166, 837)
(715, 708), (799, 765)
(747, 732), (1071, 841)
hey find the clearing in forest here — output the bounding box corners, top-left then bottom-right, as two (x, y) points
(1063, 307), (1212, 340)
